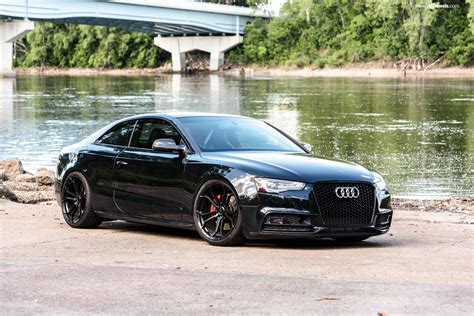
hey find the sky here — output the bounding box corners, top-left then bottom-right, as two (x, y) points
(263, 0), (286, 16)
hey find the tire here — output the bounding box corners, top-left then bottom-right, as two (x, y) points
(193, 179), (246, 246)
(61, 171), (102, 228)
(332, 236), (371, 242)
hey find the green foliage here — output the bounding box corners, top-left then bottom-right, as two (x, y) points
(236, 0), (474, 67)
(445, 29), (474, 66)
(468, 0), (474, 32)
(13, 0), (474, 69)
(14, 23), (167, 68)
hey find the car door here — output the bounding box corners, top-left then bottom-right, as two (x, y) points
(113, 118), (187, 222)
(85, 119), (137, 212)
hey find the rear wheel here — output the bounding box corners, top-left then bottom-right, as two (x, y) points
(194, 179), (246, 246)
(61, 172), (102, 228)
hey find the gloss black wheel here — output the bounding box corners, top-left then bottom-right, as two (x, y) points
(61, 172), (102, 228)
(194, 179), (246, 246)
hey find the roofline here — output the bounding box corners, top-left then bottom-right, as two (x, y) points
(126, 112), (251, 120)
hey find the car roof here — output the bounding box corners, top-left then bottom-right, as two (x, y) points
(125, 112), (250, 121)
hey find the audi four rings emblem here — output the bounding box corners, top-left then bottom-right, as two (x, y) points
(335, 187), (360, 198)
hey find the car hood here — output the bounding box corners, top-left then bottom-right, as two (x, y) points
(199, 151), (376, 183)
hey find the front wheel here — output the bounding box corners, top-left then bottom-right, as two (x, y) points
(61, 172), (102, 228)
(193, 179), (246, 246)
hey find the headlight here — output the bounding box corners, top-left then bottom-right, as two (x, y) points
(372, 172), (388, 191)
(254, 178), (306, 193)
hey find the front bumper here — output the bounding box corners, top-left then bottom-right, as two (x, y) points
(240, 183), (392, 240)
(242, 207), (392, 240)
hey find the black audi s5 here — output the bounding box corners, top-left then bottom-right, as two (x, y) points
(55, 113), (392, 246)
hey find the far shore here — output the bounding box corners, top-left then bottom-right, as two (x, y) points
(242, 65), (474, 79)
(13, 65), (474, 79)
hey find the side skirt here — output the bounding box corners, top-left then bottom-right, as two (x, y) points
(95, 211), (195, 230)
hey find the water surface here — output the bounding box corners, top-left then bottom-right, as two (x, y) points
(0, 74), (472, 197)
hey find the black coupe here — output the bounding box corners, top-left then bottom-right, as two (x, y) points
(55, 113), (392, 246)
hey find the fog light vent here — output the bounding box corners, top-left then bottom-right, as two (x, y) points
(263, 214), (312, 232)
(376, 213), (391, 225)
(265, 215), (301, 225)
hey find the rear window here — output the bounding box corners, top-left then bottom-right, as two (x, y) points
(96, 120), (136, 147)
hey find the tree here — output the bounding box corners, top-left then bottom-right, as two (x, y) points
(15, 1), (474, 69)
(232, 0), (473, 68)
(15, 23), (166, 68)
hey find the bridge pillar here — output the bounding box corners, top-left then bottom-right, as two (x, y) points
(154, 36), (243, 71)
(0, 21), (34, 77)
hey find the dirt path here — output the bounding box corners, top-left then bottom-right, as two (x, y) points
(0, 199), (473, 314)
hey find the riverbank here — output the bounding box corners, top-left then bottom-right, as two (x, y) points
(14, 64), (474, 78)
(238, 65), (474, 78)
(0, 159), (55, 204)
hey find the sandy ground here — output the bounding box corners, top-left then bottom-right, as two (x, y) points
(15, 65), (474, 78)
(0, 199), (473, 314)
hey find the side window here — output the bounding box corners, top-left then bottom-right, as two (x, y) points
(96, 120), (136, 147)
(130, 119), (182, 149)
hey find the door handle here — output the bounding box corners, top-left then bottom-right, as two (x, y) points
(116, 161), (128, 168)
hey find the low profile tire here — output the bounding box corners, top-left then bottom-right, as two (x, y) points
(193, 179), (246, 246)
(332, 236), (371, 242)
(61, 171), (102, 228)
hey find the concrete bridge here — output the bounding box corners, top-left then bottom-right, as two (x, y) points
(0, 0), (270, 76)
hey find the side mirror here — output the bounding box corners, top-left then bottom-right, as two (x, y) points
(300, 142), (312, 153)
(152, 138), (186, 153)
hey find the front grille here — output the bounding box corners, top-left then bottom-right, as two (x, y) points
(313, 183), (375, 226)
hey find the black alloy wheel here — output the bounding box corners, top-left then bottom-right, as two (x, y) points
(61, 172), (102, 228)
(194, 179), (246, 246)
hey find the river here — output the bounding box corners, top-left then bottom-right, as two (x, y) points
(0, 74), (472, 198)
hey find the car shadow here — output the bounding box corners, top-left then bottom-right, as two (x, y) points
(246, 238), (388, 250)
(100, 220), (201, 241)
(98, 220), (396, 249)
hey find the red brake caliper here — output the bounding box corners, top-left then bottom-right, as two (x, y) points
(210, 194), (221, 215)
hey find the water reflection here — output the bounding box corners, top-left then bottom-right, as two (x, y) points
(154, 74), (242, 114)
(0, 78), (15, 124)
(0, 75), (472, 198)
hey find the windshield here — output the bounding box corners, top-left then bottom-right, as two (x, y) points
(178, 116), (305, 153)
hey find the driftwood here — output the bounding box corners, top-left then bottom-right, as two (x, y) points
(424, 55), (445, 72)
(393, 56), (445, 72)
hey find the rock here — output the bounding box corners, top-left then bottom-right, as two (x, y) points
(0, 171), (6, 182)
(36, 168), (55, 186)
(15, 173), (36, 183)
(185, 51), (210, 72)
(15, 190), (56, 204)
(0, 159), (24, 180)
(0, 184), (18, 202)
(3, 178), (56, 203)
